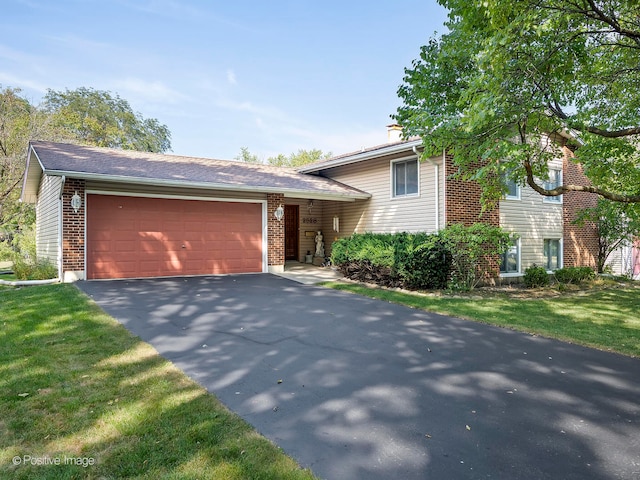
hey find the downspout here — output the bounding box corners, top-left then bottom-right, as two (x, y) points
(58, 176), (66, 281)
(413, 145), (439, 231)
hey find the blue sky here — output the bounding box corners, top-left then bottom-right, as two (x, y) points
(2, 1), (448, 160)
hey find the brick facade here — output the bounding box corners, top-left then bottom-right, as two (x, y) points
(444, 154), (499, 227)
(562, 146), (598, 268)
(267, 193), (285, 269)
(444, 154), (501, 281)
(61, 178), (86, 276)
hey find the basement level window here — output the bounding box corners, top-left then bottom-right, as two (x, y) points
(392, 158), (419, 197)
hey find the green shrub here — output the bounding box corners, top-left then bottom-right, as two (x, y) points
(440, 223), (511, 290)
(12, 258), (58, 280)
(395, 233), (451, 289)
(0, 227), (58, 280)
(554, 266), (596, 284)
(524, 264), (550, 288)
(331, 232), (451, 290)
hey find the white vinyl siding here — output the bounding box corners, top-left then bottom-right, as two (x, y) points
(319, 154), (444, 241)
(35, 175), (62, 266)
(499, 158), (563, 273)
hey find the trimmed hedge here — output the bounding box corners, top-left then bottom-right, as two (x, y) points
(523, 265), (550, 288)
(331, 232), (451, 290)
(554, 266), (596, 284)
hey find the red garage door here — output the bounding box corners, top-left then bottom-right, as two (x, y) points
(87, 195), (263, 279)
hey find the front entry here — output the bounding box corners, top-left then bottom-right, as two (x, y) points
(284, 204), (299, 261)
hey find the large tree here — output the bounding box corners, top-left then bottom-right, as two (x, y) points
(43, 87), (171, 153)
(0, 86), (172, 235)
(395, 0), (640, 209)
(0, 87), (48, 233)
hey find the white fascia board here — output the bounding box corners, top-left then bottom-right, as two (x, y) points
(298, 139), (423, 173)
(20, 145), (46, 204)
(42, 170), (370, 202)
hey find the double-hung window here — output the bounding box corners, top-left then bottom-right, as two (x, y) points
(501, 171), (520, 200)
(543, 169), (562, 203)
(544, 239), (562, 271)
(392, 159), (419, 197)
(500, 238), (520, 274)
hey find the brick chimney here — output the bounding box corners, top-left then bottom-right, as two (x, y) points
(387, 123), (403, 143)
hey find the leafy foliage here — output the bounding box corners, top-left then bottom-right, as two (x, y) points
(573, 199), (640, 273)
(331, 232), (451, 290)
(267, 149), (332, 168)
(395, 0), (640, 208)
(234, 146), (261, 163)
(0, 87), (42, 235)
(43, 87), (171, 153)
(554, 267), (595, 285)
(0, 85), (171, 264)
(439, 223), (511, 290)
(331, 225), (508, 290)
(523, 265), (550, 288)
(234, 147), (332, 167)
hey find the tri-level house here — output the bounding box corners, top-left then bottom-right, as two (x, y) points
(22, 125), (623, 282)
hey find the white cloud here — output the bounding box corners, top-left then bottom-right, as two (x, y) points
(226, 69), (237, 85)
(0, 72), (49, 96)
(112, 78), (190, 105)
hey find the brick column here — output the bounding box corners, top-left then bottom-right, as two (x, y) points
(444, 154), (500, 281)
(562, 146), (598, 268)
(444, 154), (499, 227)
(62, 178), (86, 281)
(267, 193), (285, 272)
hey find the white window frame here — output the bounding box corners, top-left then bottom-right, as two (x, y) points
(544, 238), (563, 271)
(504, 176), (521, 200)
(500, 237), (521, 276)
(390, 157), (420, 199)
(543, 168), (563, 204)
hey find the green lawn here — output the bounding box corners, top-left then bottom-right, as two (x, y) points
(0, 284), (317, 480)
(323, 280), (640, 358)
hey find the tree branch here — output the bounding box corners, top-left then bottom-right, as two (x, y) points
(523, 159), (640, 203)
(582, 125), (640, 137)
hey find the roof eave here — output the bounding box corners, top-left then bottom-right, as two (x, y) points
(298, 139), (423, 173)
(20, 144), (45, 204)
(43, 170), (370, 202)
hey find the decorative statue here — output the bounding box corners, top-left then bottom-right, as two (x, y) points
(315, 230), (325, 257)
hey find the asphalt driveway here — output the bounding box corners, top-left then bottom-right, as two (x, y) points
(77, 274), (640, 480)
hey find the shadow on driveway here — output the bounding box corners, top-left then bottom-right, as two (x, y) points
(77, 274), (640, 480)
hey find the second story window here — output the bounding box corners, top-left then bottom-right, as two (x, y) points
(501, 172), (520, 200)
(392, 159), (419, 197)
(543, 168), (562, 203)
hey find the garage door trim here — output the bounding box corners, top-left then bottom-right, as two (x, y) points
(85, 190), (268, 279)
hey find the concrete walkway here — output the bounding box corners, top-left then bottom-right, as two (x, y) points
(77, 274), (640, 480)
(273, 261), (344, 285)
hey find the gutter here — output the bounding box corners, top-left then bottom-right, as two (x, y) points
(41, 170), (371, 202)
(413, 145), (440, 231)
(299, 139), (423, 173)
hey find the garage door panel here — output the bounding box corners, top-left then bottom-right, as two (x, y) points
(87, 195), (263, 279)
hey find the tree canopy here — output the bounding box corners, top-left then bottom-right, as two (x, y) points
(0, 86), (171, 234)
(395, 0), (640, 208)
(234, 147), (332, 167)
(43, 87), (171, 153)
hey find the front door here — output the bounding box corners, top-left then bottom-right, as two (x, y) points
(284, 205), (299, 261)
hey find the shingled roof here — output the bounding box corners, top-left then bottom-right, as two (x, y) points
(22, 141), (370, 203)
